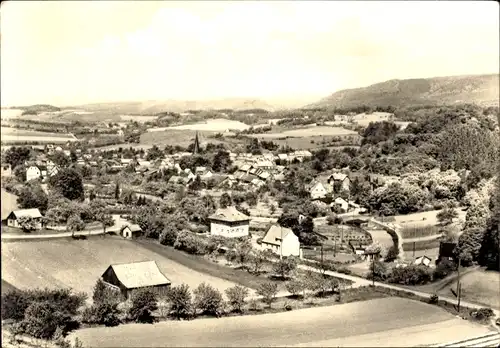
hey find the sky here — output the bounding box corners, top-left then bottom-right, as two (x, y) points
(1, 1), (499, 107)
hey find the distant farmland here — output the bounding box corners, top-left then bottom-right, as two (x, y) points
(148, 118), (250, 132)
(141, 129), (224, 147)
(1, 127), (78, 144)
(248, 126), (358, 139)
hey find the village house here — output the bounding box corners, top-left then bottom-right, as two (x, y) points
(120, 224), (143, 239)
(328, 172), (351, 193)
(101, 261), (171, 300)
(208, 206), (251, 238)
(6, 208), (43, 230)
(261, 225), (301, 257)
(308, 181), (330, 200)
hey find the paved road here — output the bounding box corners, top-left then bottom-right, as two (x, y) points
(72, 297), (494, 347)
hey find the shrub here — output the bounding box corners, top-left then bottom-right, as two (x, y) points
(470, 307), (494, 321)
(20, 301), (79, 339)
(257, 282), (279, 308)
(82, 302), (121, 327)
(429, 294), (439, 304)
(337, 267), (353, 275)
(225, 285), (249, 313)
(92, 279), (119, 305)
(174, 230), (207, 255)
(193, 283), (224, 317)
(285, 280), (305, 298)
(433, 259), (456, 280)
(159, 227), (178, 246)
(167, 284), (192, 320)
(388, 265), (433, 285)
(366, 260), (388, 281)
(128, 289), (158, 323)
(384, 245), (399, 262)
(272, 256), (298, 279)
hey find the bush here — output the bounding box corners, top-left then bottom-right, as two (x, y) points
(366, 260), (388, 281)
(272, 256), (298, 279)
(225, 285), (249, 313)
(92, 279), (119, 305)
(429, 294), (439, 304)
(384, 245), (399, 262)
(167, 284), (192, 320)
(174, 230), (208, 255)
(257, 282), (279, 308)
(82, 302), (121, 327)
(337, 267), (353, 275)
(159, 227), (178, 246)
(193, 283), (224, 317)
(470, 307), (494, 321)
(285, 280), (305, 298)
(128, 289), (158, 323)
(388, 265), (433, 285)
(433, 259), (456, 280)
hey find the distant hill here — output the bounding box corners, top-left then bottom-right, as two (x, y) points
(10, 104), (61, 115)
(307, 74), (499, 109)
(71, 98), (279, 114)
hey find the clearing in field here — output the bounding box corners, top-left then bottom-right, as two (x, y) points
(1, 237), (241, 296)
(1, 127), (77, 144)
(71, 297), (493, 347)
(437, 269), (500, 309)
(248, 126), (358, 139)
(149, 118), (250, 132)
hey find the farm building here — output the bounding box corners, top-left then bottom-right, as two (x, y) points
(208, 206), (250, 238)
(5, 208), (43, 230)
(121, 224), (143, 239)
(101, 261), (171, 300)
(261, 225), (301, 257)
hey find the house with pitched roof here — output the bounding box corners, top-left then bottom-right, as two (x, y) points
(120, 224), (143, 239)
(208, 206), (251, 238)
(261, 225), (300, 257)
(6, 208), (43, 229)
(328, 172), (351, 192)
(101, 261), (171, 299)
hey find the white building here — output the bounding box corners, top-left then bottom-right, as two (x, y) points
(309, 182), (329, 200)
(6, 208), (43, 230)
(261, 225), (300, 257)
(208, 206), (250, 238)
(26, 166), (42, 181)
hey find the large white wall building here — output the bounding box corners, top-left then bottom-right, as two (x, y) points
(208, 206), (250, 238)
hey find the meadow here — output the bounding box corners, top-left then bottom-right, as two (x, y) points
(140, 129), (226, 147)
(1, 237), (241, 297)
(148, 118), (250, 132)
(1, 127), (78, 144)
(248, 126), (358, 139)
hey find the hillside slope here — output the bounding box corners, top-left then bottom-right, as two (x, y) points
(71, 98), (277, 114)
(307, 74), (499, 109)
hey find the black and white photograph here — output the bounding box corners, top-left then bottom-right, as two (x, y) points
(1, 1), (499, 347)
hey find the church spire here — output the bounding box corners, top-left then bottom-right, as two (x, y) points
(193, 131), (201, 154)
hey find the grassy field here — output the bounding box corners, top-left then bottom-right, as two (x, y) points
(152, 118), (250, 132)
(140, 129), (225, 147)
(248, 126), (358, 139)
(392, 209), (467, 228)
(1, 127), (77, 144)
(70, 296), (491, 347)
(120, 115), (158, 123)
(1, 236), (240, 296)
(436, 269), (500, 309)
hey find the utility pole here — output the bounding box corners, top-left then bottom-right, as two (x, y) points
(457, 257), (461, 312)
(413, 242), (416, 258)
(372, 253), (376, 286)
(320, 244), (324, 275)
(280, 227), (283, 260)
(334, 238), (337, 257)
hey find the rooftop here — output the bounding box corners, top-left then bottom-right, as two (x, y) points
(262, 225), (295, 246)
(209, 206), (250, 223)
(105, 261), (171, 289)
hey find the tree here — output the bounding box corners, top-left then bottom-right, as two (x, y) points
(234, 239), (253, 267)
(128, 289), (158, 323)
(5, 146), (31, 169)
(17, 185), (49, 214)
(66, 215), (85, 236)
(285, 280), (305, 298)
(212, 150), (232, 173)
(17, 216), (38, 233)
(20, 301), (77, 340)
(159, 225), (178, 246)
(50, 152), (70, 168)
(82, 301), (121, 327)
(92, 279), (117, 305)
(90, 200), (114, 235)
(463, 202), (490, 231)
(248, 250), (268, 274)
(48, 168), (84, 201)
(167, 284), (192, 320)
(272, 256), (298, 279)
(454, 228), (484, 266)
(219, 193), (232, 209)
(114, 182), (120, 200)
(437, 206), (459, 226)
(256, 282), (278, 308)
(193, 283), (224, 317)
(225, 285), (249, 313)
